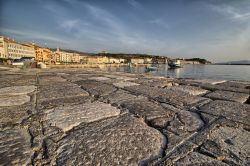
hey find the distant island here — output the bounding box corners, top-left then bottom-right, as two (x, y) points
(215, 60), (250, 65)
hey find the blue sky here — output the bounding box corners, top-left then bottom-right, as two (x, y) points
(0, 0), (250, 62)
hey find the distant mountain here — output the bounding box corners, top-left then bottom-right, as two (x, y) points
(216, 60), (250, 65)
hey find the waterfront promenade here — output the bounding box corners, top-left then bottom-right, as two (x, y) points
(0, 66), (249, 165)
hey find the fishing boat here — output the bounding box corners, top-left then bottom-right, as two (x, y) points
(168, 59), (182, 68)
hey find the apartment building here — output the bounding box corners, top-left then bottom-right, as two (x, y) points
(0, 36), (35, 59)
(36, 47), (52, 62)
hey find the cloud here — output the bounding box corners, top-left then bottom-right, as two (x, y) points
(210, 5), (250, 21)
(128, 0), (142, 9)
(60, 19), (81, 32)
(149, 18), (170, 29)
(0, 28), (68, 44)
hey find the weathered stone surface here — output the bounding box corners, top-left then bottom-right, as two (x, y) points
(38, 75), (66, 85)
(37, 82), (88, 101)
(100, 90), (139, 105)
(167, 85), (208, 96)
(0, 103), (32, 126)
(200, 83), (250, 94)
(55, 114), (164, 165)
(113, 81), (140, 88)
(0, 85), (36, 96)
(104, 74), (137, 81)
(125, 85), (210, 109)
(38, 96), (93, 109)
(0, 128), (32, 165)
(174, 152), (227, 166)
(199, 100), (250, 125)
(217, 81), (250, 89)
(0, 95), (31, 107)
(165, 110), (204, 154)
(120, 99), (175, 124)
(199, 126), (250, 165)
(205, 90), (249, 103)
(45, 101), (120, 132)
(75, 80), (117, 97)
(88, 76), (110, 81)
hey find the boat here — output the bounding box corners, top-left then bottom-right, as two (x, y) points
(168, 59), (182, 68)
(145, 66), (157, 72)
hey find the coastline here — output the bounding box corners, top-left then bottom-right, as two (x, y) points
(0, 67), (249, 165)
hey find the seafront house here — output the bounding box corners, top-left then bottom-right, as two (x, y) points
(131, 58), (145, 64)
(54, 48), (80, 63)
(0, 36), (35, 59)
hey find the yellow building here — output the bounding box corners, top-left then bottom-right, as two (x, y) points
(35, 47), (52, 62)
(0, 36), (35, 59)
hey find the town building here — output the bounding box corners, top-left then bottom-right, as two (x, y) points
(131, 58), (145, 64)
(72, 53), (80, 63)
(0, 36), (35, 59)
(87, 56), (110, 64)
(35, 47), (52, 62)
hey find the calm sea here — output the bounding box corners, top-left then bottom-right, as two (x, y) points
(102, 64), (250, 81)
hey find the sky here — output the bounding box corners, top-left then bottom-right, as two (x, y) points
(0, 0), (250, 62)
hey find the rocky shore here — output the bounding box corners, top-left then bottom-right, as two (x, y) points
(0, 66), (249, 166)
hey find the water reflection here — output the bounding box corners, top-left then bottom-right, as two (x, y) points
(102, 64), (250, 81)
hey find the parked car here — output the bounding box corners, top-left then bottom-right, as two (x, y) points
(12, 57), (35, 66)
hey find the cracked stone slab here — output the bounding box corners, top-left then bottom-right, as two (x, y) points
(187, 79), (227, 85)
(0, 128), (32, 165)
(100, 90), (140, 105)
(205, 90), (249, 103)
(200, 83), (250, 94)
(55, 114), (164, 165)
(38, 96), (94, 109)
(199, 100), (250, 125)
(174, 152), (227, 166)
(0, 75), (36, 88)
(0, 103), (33, 126)
(104, 74), (137, 81)
(88, 76), (110, 81)
(37, 82), (89, 101)
(125, 85), (211, 109)
(0, 85), (36, 96)
(164, 110), (204, 154)
(167, 85), (208, 96)
(45, 101), (120, 132)
(38, 75), (67, 85)
(113, 81), (140, 88)
(75, 80), (117, 97)
(0, 95), (31, 107)
(199, 126), (250, 165)
(217, 81), (250, 89)
(120, 98), (175, 126)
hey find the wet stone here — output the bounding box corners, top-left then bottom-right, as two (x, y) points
(44, 101), (120, 132)
(55, 114), (164, 165)
(199, 100), (250, 125)
(205, 90), (249, 103)
(0, 128), (32, 165)
(167, 85), (208, 96)
(217, 81), (250, 89)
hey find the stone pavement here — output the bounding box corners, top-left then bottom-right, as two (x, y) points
(0, 67), (249, 166)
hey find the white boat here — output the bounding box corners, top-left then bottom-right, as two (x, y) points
(168, 59), (182, 68)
